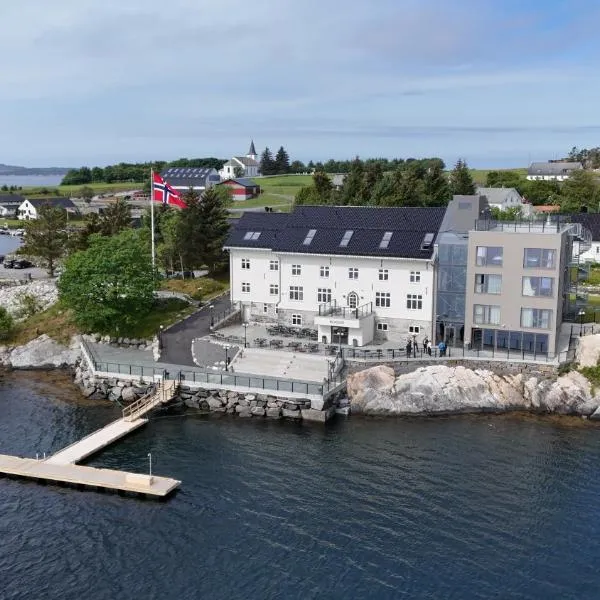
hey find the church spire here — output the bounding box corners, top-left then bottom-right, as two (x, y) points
(247, 139), (257, 159)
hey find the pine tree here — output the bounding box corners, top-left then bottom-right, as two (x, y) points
(260, 147), (275, 176)
(176, 188), (203, 269)
(449, 159), (476, 195)
(274, 146), (290, 174)
(423, 164), (451, 206)
(197, 188), (230, 273)
(313, 171), (333, 203)
(358, 162), (383, 205)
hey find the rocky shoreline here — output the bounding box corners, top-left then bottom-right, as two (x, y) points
(4, 333), (600, 422)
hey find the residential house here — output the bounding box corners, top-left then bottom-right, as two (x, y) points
(17, 197), (77, 220)
(219, 141), (260, 180)
(225, 205), (445, 346)
(161, 167), (220, 192)
(476, 187), (531, 216)
(0, 194), (25, 218)
(219, 178), (261, 201)
(527, 161), (583, 181)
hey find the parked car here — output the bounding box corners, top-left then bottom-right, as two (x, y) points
(12, 259), (33, 269)
(166, 270), (195, 279)
(3, 259), (15, 268)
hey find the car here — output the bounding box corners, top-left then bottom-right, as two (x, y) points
(3, 259), (15, 268)
(12, 259), (33, 269)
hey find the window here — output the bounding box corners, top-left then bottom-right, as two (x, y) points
(243, 231), (261, 240)
(377, 323), (388, 331)
(241, 282), (250, 293)
(524, 248), (556, 269)
(269, 260), (279, 271)
(241, 258), (250, 270)
(522, 277), (554, 297)
(473, 304), (501, 325)
(292, 264), (301, 276)
(292, 314), (302, 326)
(320, 266), (329, 278)
(303, 229), (317, 246)
(378, 269), (388, 281)
(376, 292), (391, 307)
(406, 294), (422, 310)
(340, 230), (354, 247)
(410, 271), (421, 283)
(476, 246), (503, 266)
(269, 284), (279, 295)
(409, 325), (420, 334)
(289, 286), (303, 301)
(317, 288), (332, 303)
(379, 231), (393, 249)
(263, 304), (268, 313)
(474, 274), (502, 294)
(420, 233), (435, 250)
(521, 308), (552, 329)
(349, 268), (359, 280)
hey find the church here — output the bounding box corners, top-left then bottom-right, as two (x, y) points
(219, 141), (260, 180)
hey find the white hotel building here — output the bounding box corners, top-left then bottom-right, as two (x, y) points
(224, 206), (446, 346)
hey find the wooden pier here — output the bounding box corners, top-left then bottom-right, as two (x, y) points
(0, 380), (181, 499)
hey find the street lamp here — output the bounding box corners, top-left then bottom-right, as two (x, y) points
(243, 322), (248, 348)
(579, 309), (586, 336)
(159, 324), (164, 350)
(209, 304), (215, 328)
(224, 344), (230, 371)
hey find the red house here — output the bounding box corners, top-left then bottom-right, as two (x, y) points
(219, 178), (261, 201)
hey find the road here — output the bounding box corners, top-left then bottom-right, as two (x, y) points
(159, 293), (231, 366)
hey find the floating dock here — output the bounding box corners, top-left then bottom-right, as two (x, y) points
(0, 380), (181, 499)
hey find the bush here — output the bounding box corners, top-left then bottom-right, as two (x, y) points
(14, 292), (43, 320)
(0, 307), (15, 339)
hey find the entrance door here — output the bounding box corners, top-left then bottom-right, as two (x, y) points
(347, 292), (358, 309)
(332, 327), (349, 345)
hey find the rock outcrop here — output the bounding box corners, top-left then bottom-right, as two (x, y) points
(0, 280), (58, 318)
(347, 365), (600, 417)
(0, 334), (80, 369)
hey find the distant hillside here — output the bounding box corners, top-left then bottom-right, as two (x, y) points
(0, 163), (70, 176)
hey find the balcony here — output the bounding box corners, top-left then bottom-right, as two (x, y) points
(315, 301), (373, 329)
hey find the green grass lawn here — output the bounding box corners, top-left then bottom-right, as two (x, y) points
(469, 168), (528, 185)
(232, 193), (293, 209)
(18, 182), (145, 197)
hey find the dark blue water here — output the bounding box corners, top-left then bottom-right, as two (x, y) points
(1, 371), (600, 600)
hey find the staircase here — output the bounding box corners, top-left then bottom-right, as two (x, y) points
(122, 379), (178, 422)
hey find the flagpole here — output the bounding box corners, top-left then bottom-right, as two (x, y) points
(150, 169), (155, 271)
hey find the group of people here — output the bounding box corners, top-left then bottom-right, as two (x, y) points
(405, 336), (447, 358)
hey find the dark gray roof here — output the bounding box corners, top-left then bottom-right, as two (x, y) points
(162, 167), (219, 187)
(225, 205), (446, 258)
(248, 140), (257, 156)
(26, 197), (76, 210)
(220, 178), (259, 188)
(528, 161), (583, 176)
(234, 156), (259, 167)
(0, 194), (25, 206)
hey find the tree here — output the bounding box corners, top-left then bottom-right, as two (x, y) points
(358, 162), (383, 205)
(58, 229), (155, 334)
(313, 171), (333, 203)
(260, 147), (275, 176)
(274, 146), (290, 174)
(157, 208), (184, 273)
(449, 159), (476, 195)
(486, 170), (523, 189)
(175, 188), (203, 269)
(20, 205), (68, 277)
(340, 158), (364, 205)
(294, 186), (321, 205)
(290, 160), (305, 173)
(78, 186), (94, 202)
(99, 198), (131, 236)
(560, 170), (600, 213)
(423, 164), (451, 206)
(370, 174), (396, 206)
(233, 165), (245, 178)
(197, 188), (230, 273)
(519, 180), (561, 206)
(490, 206), (523, 221)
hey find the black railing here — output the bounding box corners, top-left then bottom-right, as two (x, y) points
(318, 301), (373, 319)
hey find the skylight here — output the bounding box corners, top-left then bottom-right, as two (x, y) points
(251, 232), (261, 240)
(421, 233), (435, 250)
(243, 231), (261, 241)
(379, 231), (393, 249)
(303, 229), (317, 246)
(340, 230), (354, 247)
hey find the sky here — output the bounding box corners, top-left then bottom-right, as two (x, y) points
(0, 0), (599, 168)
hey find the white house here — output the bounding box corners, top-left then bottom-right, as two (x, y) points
(224, 206), (446, 346)
(476, 187), (531, 216)
(219, 141), (260, 180)
(527, 161), (583, 181)
(0, 194), (24, 218)
(17, 197), (77, 220)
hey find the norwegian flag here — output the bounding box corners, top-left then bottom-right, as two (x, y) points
(152, 172), (186, 208)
